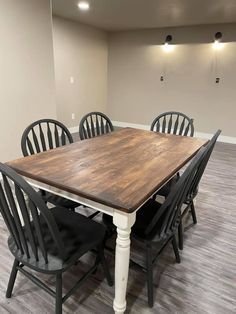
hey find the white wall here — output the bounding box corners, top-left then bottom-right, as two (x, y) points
(53, 16), (108, 128)
(107, 24), (236, 138)
(0, 0), (56, 162)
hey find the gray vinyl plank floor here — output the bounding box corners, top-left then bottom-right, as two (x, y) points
(0, 141), (236, 313)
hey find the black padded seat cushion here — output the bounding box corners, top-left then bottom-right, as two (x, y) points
(50, 207), (105, 260)
(133, 199), (180, 242)
(8, 208), (106, 273)
(132, 199), (167, 241)
(103, 199), (164, 240)
(103, 199), (180, 242)
(102, 199), (164, 241)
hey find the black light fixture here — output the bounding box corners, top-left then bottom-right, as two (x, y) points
(213, 32), (223, 49)
(213, 32), (223, 84)
(165, 35), (172, 43)
(163, 35), (173, 52)
(215, 32), (222, 41)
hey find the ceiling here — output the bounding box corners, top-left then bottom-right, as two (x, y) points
(52, 0), (236, 31)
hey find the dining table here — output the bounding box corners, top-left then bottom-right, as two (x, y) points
(7, 127), (207, 313)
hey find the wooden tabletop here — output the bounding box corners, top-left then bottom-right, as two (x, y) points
(7, 128), (207, 213)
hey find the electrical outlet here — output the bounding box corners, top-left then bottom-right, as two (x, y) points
(72, 113), (75, 120)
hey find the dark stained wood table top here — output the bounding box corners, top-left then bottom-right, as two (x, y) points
(7, 128), (207, 213)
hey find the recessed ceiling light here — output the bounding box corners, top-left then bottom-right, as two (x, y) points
(78, 1), (90, 11)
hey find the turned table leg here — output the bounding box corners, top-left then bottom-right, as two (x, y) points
(113, 211), (136, 314)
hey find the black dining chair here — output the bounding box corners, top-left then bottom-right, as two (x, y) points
(78, 112), (114, 220)
(177, 129), (221, 249)
(21, 119), (79, 211)
(158, 130), (221, 250)
(79, 112), (114, 140)
(130, 147), (206, 307)
(150, 111), (194, 137)
(150, 112), (194, 208)
(0, 163), (113, 314)
(103, 146), (206, 307)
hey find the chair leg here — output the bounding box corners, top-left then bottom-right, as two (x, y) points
(55, 273), (62, 314)
(172, 235), (181, 263)
(98, 246), (113, 286)
(178, 220), (183, 251)
(6, 259), (19, 298)
(190, 201), (197, 224)
(146, 244), (154, 308)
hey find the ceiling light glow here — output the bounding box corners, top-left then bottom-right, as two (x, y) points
(213, 40), (224, 50)
(78, 1), (90, 10)
(163, 42), (174, 52)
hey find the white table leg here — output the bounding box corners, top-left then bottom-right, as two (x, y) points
(113, 211), (136, 314)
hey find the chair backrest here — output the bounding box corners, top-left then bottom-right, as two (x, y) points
(145, 146), (206, 237)
(0, 163), (67, 263)
(150, 111), (194, 137)
(79, 112), (114, 140)
(186, 129), (221, 200)
(21, 119), (73, 157)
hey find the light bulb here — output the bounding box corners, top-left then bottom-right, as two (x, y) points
(162, 42), (174, 52)
(213, 40), (224, 50)
(78, 2), (90, 10)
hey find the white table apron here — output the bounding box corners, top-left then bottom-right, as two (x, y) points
(24, 174), (174, 314)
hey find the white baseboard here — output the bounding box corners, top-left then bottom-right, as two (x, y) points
(69, 120), (236, 144)
(112, 120), (236, 144)
(69, 126), (79, 134)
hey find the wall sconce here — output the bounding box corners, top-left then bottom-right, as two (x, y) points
(213, 32), (223, 50)
(163, 35), (174, 52)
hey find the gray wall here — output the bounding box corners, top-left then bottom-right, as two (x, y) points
(53, 16), (108, 128)
(0, 0), (56, 162)
(107, 24), (236, 137)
